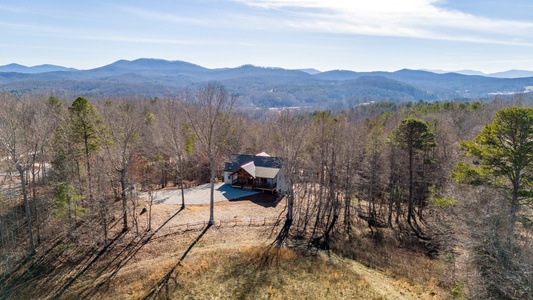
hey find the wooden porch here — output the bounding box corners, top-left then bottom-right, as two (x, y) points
(231, 178), (277, 193)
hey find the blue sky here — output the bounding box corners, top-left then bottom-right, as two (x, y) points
(1, 0), (533, 73)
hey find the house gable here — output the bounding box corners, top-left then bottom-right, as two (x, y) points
(231, 161), (256, 178)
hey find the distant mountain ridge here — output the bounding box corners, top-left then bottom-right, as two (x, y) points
(488, 69), (533, 78)
(4, 60), (533, 78)
(299, 68), (321, 75)
(0, 63), (77, 73)
(422, 68), (533, 78)
(1, 58), (533, 108)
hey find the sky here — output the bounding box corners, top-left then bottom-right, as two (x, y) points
(1, 0), (533, 73)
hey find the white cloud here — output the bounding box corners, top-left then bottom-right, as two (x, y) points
(117, 6), (207, 26)
(233, 0), (533, 45)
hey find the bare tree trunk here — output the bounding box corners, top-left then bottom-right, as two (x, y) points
(17, 165), (35, 255)
(147, 190), (154, 231)
(74, 157), (83, 205)
(41, 145), (46, 183)
(97, 157), (109, 246)
(30, 150), (41, 245)
(131, 196), (139, 236)
(407, 147), (414, 231)
(276, 180), (294, 247)
(178, 154), (185, 209)
(67, 189), (73, 238)
(388, 148), (396, 228)
(84, 133), (94, 207)
(287, 186), (294, 221)
(209, 156), (215, 225)
(100, 198), (108, 245)
(344, 155), (352, 235)
(120, 169), (128, 232)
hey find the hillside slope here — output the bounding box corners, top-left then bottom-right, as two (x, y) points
(0, 198), (444, 299)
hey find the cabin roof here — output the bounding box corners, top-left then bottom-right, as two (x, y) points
(240, 161), (256, 178)
(224, 153), (282, 174)
(255, 166), (280, 179)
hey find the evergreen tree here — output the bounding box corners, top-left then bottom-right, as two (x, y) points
(393, 118), (436, 239)
(453, 107), (533, 230)
(67, 96), (104, 205)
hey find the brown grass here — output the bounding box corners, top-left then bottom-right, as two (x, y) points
(167, 245), (384, 300)
(2, 195), (447, 299)
(332, 229), (445, 299)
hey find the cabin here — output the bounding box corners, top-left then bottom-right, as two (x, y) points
(223, 152), (285, 194)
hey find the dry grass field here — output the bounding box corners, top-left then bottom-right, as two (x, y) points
(1, 190), (446, 299)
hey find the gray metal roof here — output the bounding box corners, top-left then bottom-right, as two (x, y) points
(224, 154), (282, 173)
(255, 166), (280, 179)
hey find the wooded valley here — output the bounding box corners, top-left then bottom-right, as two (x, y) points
(0, 85), (532, 299)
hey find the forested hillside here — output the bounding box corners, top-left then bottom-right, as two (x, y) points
(0, 87), (532, 299)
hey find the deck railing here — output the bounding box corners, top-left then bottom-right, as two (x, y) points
(230, 179), (277, 191)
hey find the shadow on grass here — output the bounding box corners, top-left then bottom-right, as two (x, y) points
(142, 223), (212, 300)
(48, 228), (129, 300)
(229, 192), (283, 208)
(1, 219), (121, 300)
(219, 244), (294, 300)
(37, 207), (184, 300)
(0, 236), (68, 299)
(75, 207), (185, 299)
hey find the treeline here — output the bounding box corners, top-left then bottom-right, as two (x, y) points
(0, 83), (241, 256)
(0, 86), (532, 298)
(274, 97), (532, 298)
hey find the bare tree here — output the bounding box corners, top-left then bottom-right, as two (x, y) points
(0, 93), (37, 255)
(100, 98), (151, 232)
(30, 96), (64, 245)
(156, 96), (193, 209)
(273, 110), (309, 246)
(358, 119), (386, 235)
(184, 83), (236, 225)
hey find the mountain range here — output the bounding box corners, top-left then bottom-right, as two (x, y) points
(0, 63), (76, 74)
(422, 68), (533, 78)
(1, 58), (533, 108)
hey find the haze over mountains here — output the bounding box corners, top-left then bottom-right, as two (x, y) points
(423, 68), (533, 78)
(1, 58), (533, 108)
(0, 63), (76, 74)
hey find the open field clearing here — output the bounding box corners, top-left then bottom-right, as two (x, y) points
(1, 191), (444, 299)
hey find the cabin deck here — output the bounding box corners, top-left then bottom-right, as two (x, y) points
(232, 181), (277, 193)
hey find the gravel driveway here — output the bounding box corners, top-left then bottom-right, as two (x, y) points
(143, 183), (259, 205)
